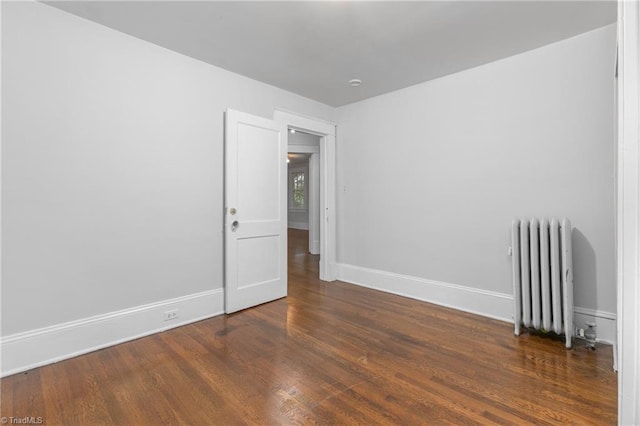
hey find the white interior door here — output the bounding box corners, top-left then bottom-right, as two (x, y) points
(225, 109), (287, 313)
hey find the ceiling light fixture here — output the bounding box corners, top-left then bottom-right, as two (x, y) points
(289, 129), (296, 134)
(348, 79), (362, 87)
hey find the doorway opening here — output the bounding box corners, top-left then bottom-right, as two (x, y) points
(275, 109), (337, 282)
(287, 132), (320, 279)
(287, 130), (320, 251)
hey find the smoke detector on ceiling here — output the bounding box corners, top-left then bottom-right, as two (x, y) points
(348, 79), (362, 87)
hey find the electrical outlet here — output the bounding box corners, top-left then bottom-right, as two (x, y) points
(164, 309), (179, 321)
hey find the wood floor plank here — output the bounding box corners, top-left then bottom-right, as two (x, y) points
(0, 229), (617, 424)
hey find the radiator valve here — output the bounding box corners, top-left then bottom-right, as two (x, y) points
(585, 322), (597, 350)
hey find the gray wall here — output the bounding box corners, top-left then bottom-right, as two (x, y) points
(1, 2), (333, 336)
(335, 24), (617, 315)
(1, 1), (617, 341)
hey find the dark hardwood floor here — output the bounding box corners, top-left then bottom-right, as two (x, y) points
(1, 228), (617, 424)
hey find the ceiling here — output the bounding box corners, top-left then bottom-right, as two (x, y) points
(46, 1), (616, 107)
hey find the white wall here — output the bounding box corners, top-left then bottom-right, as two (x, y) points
(336, 24), (617, 339)
(0, 1), (619, 376)
(1, 1), (333, 373)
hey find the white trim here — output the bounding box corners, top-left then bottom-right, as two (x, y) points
(0, 289), (224, 377)
(310, 239), (320, 255)
(308, 153), (320, 255)
(287, 145), (319, 154)
(337, 263), (617, 343)
(288, 221), (309, 230)
(337, 263), (513, 323)
(617, 0), (640, 423)
(0, 0), (3, 379)
(573, 308), (617, 346)
(574, 306), (617, 321)
(275, 110), (337, 281)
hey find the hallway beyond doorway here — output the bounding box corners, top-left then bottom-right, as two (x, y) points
(288, 228), (320, 279)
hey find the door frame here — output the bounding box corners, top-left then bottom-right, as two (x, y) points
(275, 109), (337, 281)
(308, 152), (321, 255)
(616, 0), (640, 423)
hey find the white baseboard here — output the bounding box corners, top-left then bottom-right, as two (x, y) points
(0, 289), (224, 377)
(573, 307), (617, 345)
(337, 263), (514, 323)
(310, 240), (320, 255)
(336, 263), (616, 344)
(288, 222), (309, 230)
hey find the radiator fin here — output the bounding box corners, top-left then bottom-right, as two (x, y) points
(511, 217), (574, 348)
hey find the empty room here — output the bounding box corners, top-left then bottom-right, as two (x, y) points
(2, 1), (639, 425)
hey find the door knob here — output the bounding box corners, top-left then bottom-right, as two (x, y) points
(231, 221), (239, 231)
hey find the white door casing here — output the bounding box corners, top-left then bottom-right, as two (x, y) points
(275, 109), (337, 281)
(617, 0), (640, 422)
(225, 109), (287, 313)
(309, 153), (321, 255)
